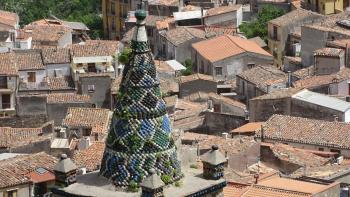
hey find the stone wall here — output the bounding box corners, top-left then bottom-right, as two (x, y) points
(78, 76), (112, 109)
(0, 115), (47, 128)
(179, 79), (217, 98)
(16, 95), (47, 116)
(249, 97), (291, 122)
(202, 111), (247, 134)
(47, 102), (92, 126)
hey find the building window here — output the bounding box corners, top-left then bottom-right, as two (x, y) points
(6, 189), (17, 197)
(147, 28), (153, 37)
(111, 1), (116, 15)
(1, 94), (11, 109)
(112, 18), (116, 31)
(318, 147), (324, 151)
(215, 67), (223, 76)
(322, 4), (325, 10)
(88, 63), (97, 72)
(88, 85), (95, 93)
(0, 76), (7, 88)
(272, 26), (278, 40)
(77, 63), (83, 67)
(27, 72), (36, 83)
(330, 149), (341, 154)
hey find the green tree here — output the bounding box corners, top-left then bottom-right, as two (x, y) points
(239, 5), (284, 41)
(181, 59), (193, 76)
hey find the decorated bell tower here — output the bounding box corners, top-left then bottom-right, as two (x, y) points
(99, 9), (182, 186)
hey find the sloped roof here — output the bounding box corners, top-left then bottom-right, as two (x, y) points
(42, 48), (71, 64)
(70, 41), (118, 57)
(179, 73), (216, 83)
(0, 152), (57, 188)
(164, 27), (205, 46)
(192, 35), (271, 63)
(47, 93), (90, 104)
(0, 10), (18, 28)
(205, 5), (241, 17)
(15, 50), (45, 70)
(54, 155), (77, 173)
(0, 52), (17, 75)
(72, 141), (104, 171)
(258, 114), (350, 149)
(62, 107), (111, 134)
(269, 9), (323, 27)
(140, 169), (165, 189)
(201, 145), (227, 165)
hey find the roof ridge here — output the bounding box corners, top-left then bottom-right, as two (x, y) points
(225, 34), (246, 53)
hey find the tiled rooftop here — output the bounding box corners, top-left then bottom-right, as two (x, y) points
(231, 122), (262, 134)
(62, 107), (111, 134)
(293, 68), (350, 88)
(237, 65), (287, 92)
(27, 25), (71, 42)
(42, 48), (71, 64)
(258, 114), (350, 149)
(251, 88), (303, 100)
(192, 35), (271, 63)
(0, 152), (57, 188)
(70, 41), (118, 57)
(164, 27), (205, 46)
(269, 8), (323, 26)
(0, 127), (48, 149)
(179, 73), (216, 83)
(292, 66), (314, 79)
(47, 76), (75, 90)
(47, 93), (90, 103)
(0, 52), (17, 75)
(240, 185), (312, 197)
(0, 10), (18, 28)
(205, 5), (242, 17)
(314, 47), (344, 57)
(72, 141), (105, 171)
(15, 50), (45, 70)
(148, 0), (178, 6)
(305, 11), (350, 36)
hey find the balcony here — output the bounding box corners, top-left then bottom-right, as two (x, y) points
(19, 81), (49, 91)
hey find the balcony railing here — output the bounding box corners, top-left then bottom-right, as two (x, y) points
(19, 81), (49, 91)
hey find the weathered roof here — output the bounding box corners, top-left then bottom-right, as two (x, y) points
(0, 52), (17, 75)
(292, 89), (350, 112)
(192, 35), (271, 63)
(231, 122), (262, 134)
(165, 60), (186, 71)
(204, 26), (236, 37)
(248, 37), (267, 48)
(269, 9), (323, 27)
(0, 10), (18, 29)
(237, 65), (287, 92)
(15, 50), (45, 70)
(54, 155), (77, 173)
(0, 127), (48, 148)
(164, 27), (205, 46)
(240, 185), (312, 197)
(205, 5), (242, 17)
(70, 41), (118, 57)
(201, 145), (227, 165)
(148, 0), (178, 6)
(42, 48), (71, 64)
(179, 73), (216, 83)
(47, 76), (75, 90)
(251, 88), (303, 100)
(72, 141), (105, 171)
(208, 92), (246, 109)
(47, 93), (90, 104)
(62, 21), (89, 31)
(0, 152), (57, 188)
(174, 10), (206, 21)
(27, 25), (70, 42)
(258, 114), (350, 149)
(62, 107), (111, 134)
(314, 47), (344, 57)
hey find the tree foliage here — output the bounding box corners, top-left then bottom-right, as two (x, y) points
(0, 0), (103, 39)
(181, 59), (193, 76)
(239, 5), (284, 41)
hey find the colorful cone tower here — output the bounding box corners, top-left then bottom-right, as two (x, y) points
(100, 9), (182, 186)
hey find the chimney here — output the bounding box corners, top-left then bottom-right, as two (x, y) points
(287, 71), (292, 88)
(222, 132), (228, 139)
(78, 137), (91, 150)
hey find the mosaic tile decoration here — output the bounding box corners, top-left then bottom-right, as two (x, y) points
(100, 10), (182, 187)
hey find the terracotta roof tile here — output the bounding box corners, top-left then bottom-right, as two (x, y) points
(47, 93), (90, 104)
(0, 52), (17, 75)
(305, 12), (350, 36)
(71, 41), (118, 57)
(62, 107), (111, 134)
(26, 167), (55, 183)
(257, 114), (350, 149)
(269, 9), (323, 27)
(314, 47), (344, 57)
(205, 26), (236, 37)
(164, 27), (205, 46)
(180, 73), (216, 83)
(27, 25), (70, 42)
(0, 127), (47, 148)
(192, 35), (271, 63)
(47, 76), (75, 90)
(251, 88), (303, 100)
(15, 50), (45, 70)
(0, 152), (58, 188)
(148, 0), (178, 6)
(293, 68), (350, 88)
(237, 65), (287, 91)
(205, 5), (242, 17)
(72, 141), (105, 171)
(0, 10), (18, 28)
(231, 122), (263, 134)
(241, 185), (312, 197)
(42, 48), (71, 64)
